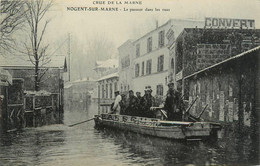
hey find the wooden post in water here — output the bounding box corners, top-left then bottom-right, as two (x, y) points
(23, 97), (26, 127)
(32, 96), (35, 127)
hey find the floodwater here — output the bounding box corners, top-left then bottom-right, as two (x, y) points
(0, 102), (259, 166)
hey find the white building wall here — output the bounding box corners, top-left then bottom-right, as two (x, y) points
(132, 71), (168, 96)
(98, 76), (119, 113)
(118, 19), (204, 96)
(132, 20), (172, 96)
(118, 40), (134, 92)
(133, 47), (169, 95)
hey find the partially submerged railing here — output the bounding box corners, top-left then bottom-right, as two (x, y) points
(24, 93), (58, 127)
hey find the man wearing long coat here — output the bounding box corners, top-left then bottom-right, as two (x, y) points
(163, 82), (184, 121)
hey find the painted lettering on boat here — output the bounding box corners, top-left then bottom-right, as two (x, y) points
(122, 116), (128, 122)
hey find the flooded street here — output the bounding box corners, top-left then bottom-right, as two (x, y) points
(0, 102), (259, 165)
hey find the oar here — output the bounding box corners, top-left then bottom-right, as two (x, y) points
(68, 117), (95, 127)
(185, 96), (199, 114)
(197, 104), (208, 119)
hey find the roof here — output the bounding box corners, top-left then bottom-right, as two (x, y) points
(72, 77), (96, 83)
(176, 28), (260, 42)
(94, 59), (118, 69)
(97, 72), (119, 81)
(184, 45), (260, 80)
(0, 54), (66, 69)
(64, 77), (96, 89)
(118, 39), (135, 50)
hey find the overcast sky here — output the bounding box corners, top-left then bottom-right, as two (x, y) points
(45, 0), (260, 48)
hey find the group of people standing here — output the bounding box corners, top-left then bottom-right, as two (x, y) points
(111, 86), (155, 118)
(111, 82), (184, 121)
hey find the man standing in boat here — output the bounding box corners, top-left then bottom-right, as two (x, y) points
(125, 90), (138, 116)
(163, 82), (184, 121)
(135, 91), (142, 115)
(112, 91), (122, 114)
(142, 86), (155, 118)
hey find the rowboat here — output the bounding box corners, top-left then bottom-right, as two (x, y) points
(94, 113), (222, 140)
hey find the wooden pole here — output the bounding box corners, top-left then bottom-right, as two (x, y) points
(33, 96), (35, 127)
(68, 117), (95, 127)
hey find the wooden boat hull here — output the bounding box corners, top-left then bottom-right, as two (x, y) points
(94, 114), (222, 140)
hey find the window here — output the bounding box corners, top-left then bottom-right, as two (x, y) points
(141, 61), (144, 76)
(171, 58), (174, 69)
(157, 55), (164, 72)
(146, 59), (152, 75)
(98, 85), (100, 98)
(114, 82), (118, 92)
(147, 37), (152, 53)
(136, 44), (140, 57)
(135, 63), (140, 77)
(158, 30), (165, 48)
(106, 84), (108, 98)
(102, 85), (104, 98)
(110, 83), (113, 98)
(121, 55), (130, 69)
(156, 85), (164, 96)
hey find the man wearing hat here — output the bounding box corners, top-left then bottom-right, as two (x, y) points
(125, 90), (138, 116)
(142, 86), (155, 118)
(112, 91), (122, 114)
(163, 81), (184, 121)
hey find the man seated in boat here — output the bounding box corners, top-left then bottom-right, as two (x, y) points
(163, 81), (184, 121)
(141, 86), (156, 118)
(111, 91), (122, 115)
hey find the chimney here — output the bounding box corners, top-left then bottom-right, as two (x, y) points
(156, 20), (158, 29)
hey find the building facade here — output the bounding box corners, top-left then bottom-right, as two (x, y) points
(118, 40), (134, 92)
(94, 59), (118, 78)
(167, 24), (260, 94)
(119, 19), (204, 97)
(97, 72), (119, 113)
(64, 77), (96, 110)
(184, 47), (260, 161)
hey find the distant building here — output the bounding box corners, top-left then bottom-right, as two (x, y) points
(94, 59), (118, 78)
(118, 19), (204, 96)
(64, 77), (96, 110)
(92, 58), (119, 113)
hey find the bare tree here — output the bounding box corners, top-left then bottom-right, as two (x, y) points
(0, 0), (26, 54)
(23, 0), (52, 91)
(85, 34), (117, 61)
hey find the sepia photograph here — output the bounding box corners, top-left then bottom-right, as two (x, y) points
(0, 0), (260, 165)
